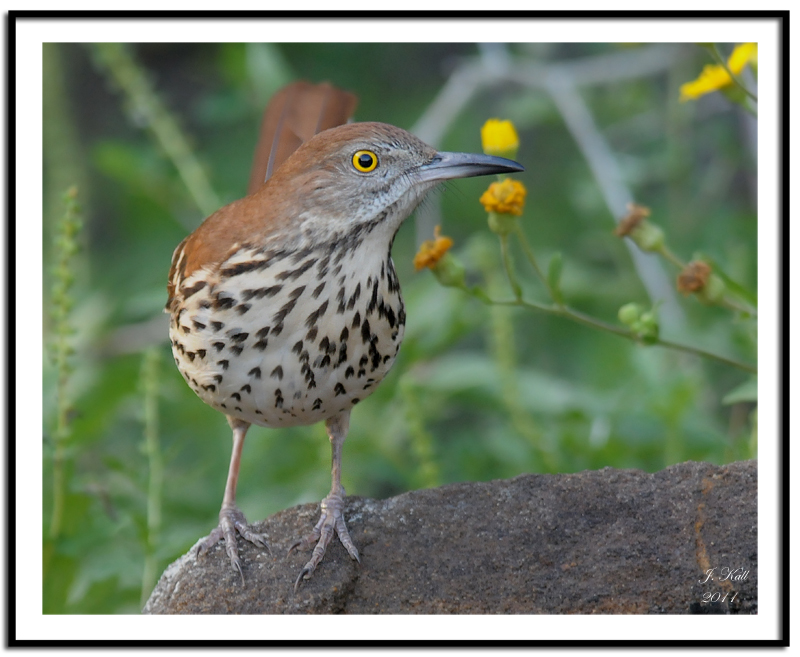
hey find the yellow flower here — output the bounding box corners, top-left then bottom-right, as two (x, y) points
(481, 119), (519, 158)
(728, 42), (757, 72)
(479, 178), (527, 216)
(413, 225), (454, 271)
(680, 43), (758, 101)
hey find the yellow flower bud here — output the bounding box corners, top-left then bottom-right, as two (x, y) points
(618, 302), (642, 327)
(637, 309), (660, 344)
(481, 119), (519, 159)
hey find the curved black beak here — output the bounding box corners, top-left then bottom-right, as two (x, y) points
(416, 151), (524, 183)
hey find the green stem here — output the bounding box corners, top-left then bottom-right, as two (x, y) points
(514, 225), (553, 297)
(399, 379), (441, 489)
(140, 348), (163, 606)
(49, 187), (82, 540)
(499, 233), (522, 300)
(490, 297), (756, 374)
(656, 244), (687, 270)
(552, 304), (636, 339)
(478, 245), (556, 472)
(50, 332), (70, 539)
(655, 336), (756, 373)
(481, 171), (755, 374)
(709, 44), (758, 103)
(50, 441), (65, 540)
(719, 297), (757, 316)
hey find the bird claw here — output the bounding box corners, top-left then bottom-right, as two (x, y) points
(290, 492), (360, 591)
(195, 505), (270, 583)
(293, 566), (312, 593)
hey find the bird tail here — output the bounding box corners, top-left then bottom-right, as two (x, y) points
(247, 81), (358, 195)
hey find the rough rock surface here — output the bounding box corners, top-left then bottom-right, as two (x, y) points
(143, 460), (757, 614)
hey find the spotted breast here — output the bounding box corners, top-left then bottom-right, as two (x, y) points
(169, 228), (406, 429)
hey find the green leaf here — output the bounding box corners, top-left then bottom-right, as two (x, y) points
(722, 377), (758, 405)
(547, 251), (564, 304)
(468, 286), (492, 304)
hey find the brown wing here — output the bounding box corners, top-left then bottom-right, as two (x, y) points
(168, 82), (358, 311)
(246, 81), (358, 195)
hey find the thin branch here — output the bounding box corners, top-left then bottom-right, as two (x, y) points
(489, 297), (756, 375)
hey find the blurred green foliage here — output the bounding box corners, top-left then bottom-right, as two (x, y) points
(42, 42), (756, 614)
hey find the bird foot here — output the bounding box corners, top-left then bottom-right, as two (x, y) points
(288, 491), (360, 591)
(196, 505), (270, 584)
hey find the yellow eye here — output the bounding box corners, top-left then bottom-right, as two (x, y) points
(352, 150), (378, 173)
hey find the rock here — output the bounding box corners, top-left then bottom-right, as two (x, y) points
(143, 460), (756, 614)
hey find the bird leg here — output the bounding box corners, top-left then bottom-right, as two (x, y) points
(289, 412), (360, 590)
(196, 418), (269, 582)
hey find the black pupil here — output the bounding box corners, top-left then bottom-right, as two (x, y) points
(358, 153), (374, 169)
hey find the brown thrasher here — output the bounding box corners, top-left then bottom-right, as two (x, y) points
(166, 81), (523, 588)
